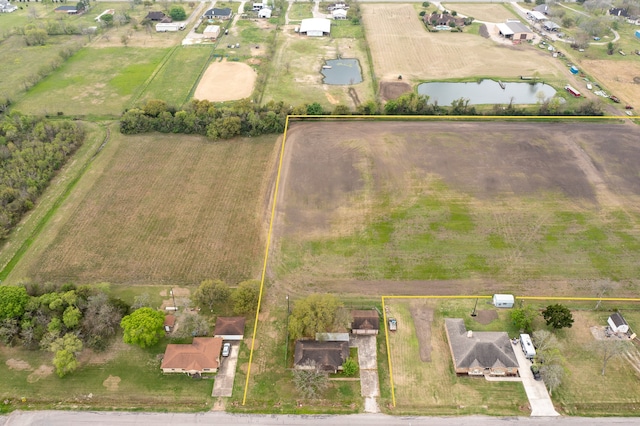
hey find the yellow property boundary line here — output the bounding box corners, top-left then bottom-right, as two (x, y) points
(382, 295), (640, 408)
(241, 114), (633, 406)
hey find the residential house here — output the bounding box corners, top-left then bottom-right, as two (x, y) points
(526, 10), (546, 21)
(0, 0), (18, 13)
(203, 8), (233, 20)
(146, 11), (172, 22)
(351, 310), (379, 335)
(214, 316), (245, 340)
(258, 8), (272, 18)
(533, 4), (550, 15)
(327, 3), (349, 11)
(294, 340), (349, 373)
(608, 312), (630, 334)
(161, 337), (223, 374)
(543, 20), (561, 32)
(444, 318), (519, 377)
(332, 8), (347, 20)
(424, 12), (465, 27)
(55, 5), (79, 14)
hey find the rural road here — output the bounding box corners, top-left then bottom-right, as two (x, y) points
(3, 411), (640, 425)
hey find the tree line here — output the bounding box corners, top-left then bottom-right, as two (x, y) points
(121, 93), (604, 140)
(0, 113), (85, 241)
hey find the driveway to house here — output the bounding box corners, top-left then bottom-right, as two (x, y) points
(513, 342), (560, 416)
(212, 342), (239, 397)
(349, 335), (380, 413)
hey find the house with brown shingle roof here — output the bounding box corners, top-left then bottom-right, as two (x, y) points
(161, 337), (223, 374)
(294, 340), (349, 373)
(444, 318), (518, 377)
(214, 317), (245, 340)
(351, 310), (379, 335)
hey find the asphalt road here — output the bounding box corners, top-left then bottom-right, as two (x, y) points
(3, 412), (640, 426)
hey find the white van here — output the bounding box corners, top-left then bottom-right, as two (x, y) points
(520, 333), (536, 359)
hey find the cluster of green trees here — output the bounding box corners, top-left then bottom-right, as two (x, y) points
(0, 113), (85, 241)
(192, 279), (261, 316)
(0, 283), (130, 377)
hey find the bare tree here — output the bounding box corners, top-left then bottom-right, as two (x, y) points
(540, 363), (564, 396)
(592, 340), (630, 376)
(591, 279), (620, 310)
(291, 361), (329, 399)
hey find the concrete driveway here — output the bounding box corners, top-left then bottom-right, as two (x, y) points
(349, 335), (380, 413)
(513, 342), (560, 416)
(212, 342), (239, 397)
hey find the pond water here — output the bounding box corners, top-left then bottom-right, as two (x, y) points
(321, 58), (363, 85)
(417, 80), (557, 105)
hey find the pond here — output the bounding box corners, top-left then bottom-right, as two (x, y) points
(321, 58), (363, 85)
(417, 80), (557, 105)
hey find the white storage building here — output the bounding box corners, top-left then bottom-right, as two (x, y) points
(492, 294), (515, 308)
(299, 18), (331, 37)
(608, 312), (629, 334)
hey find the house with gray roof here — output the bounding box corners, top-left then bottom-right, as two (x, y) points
(294, 340), (349, 373)
(444, 318), (519, 377)
(351, 310), (379, 335)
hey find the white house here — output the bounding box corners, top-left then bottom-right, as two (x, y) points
(299, 18), (331, 36)
(332, 9), (347, 20)
(0, 0), (18, 13)
(258, 8), (272, 18)
(492, 294), (515, 308)
(608, 312), (629, 334)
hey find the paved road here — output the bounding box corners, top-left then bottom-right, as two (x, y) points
(4, 411), (640, 425)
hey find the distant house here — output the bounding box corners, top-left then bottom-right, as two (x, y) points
(328, 3), (349, 11)
(203, 25), (221, 39)
(252, 2), (264, 11)
(497, 20), (534, 41)
(424, 12), (465, 27)
(609, 7), (629, 18)
(351, 310), (379, 335)
(294, 340), (349, 373)
(608, 312), (630, 334)
(258, 8), (272, 18)
(164, 314), (176, 333)
(543, 20), (561, 32)
(533, 4), (550, 15)
(203, 8), (233, 20)
(299, 18), (331, 36)
(0, 0), (18, 13)
(526, 10), (546, 21)
(214, 317), (245, 340)
(444, 318), (519, 377)
(55, 5), (79, 14)
(161, 337), (223, 374)
(146, 11), (172, 22)
(332, 9), (347, 20)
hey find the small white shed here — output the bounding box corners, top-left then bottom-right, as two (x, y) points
(492, 294), (515, 308)
(608, 312), (629, 334)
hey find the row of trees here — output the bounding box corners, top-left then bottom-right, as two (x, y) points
(0, 113), (85, 241)
(510, 303), (574, 334)
(192, 279), (261, 316)
(0, 283), (130, 377)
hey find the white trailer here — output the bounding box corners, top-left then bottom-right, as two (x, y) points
(156, 22), (186, 32)
(520, 333), (536, 359)
(492, 294), (515, 308)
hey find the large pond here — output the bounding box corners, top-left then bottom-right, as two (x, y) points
(321, 58), (363, 85)
(417, 80), (557, 105)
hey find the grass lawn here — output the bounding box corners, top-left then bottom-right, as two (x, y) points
(14, 47), (168, 117)
(288, 3), (313, 21)
(138, 46), (213, 108)
(330, 20), (364, 38)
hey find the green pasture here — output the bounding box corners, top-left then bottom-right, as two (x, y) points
(0, 4), (50, 36)
(138, 46), (213, 107)
(14, 47), (168, 116)
(288, 3), (313, 21)
(331, 19), (364, 38)
(279, 181), (640, 284)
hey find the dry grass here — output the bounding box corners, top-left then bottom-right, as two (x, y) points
(7, 131), (278, 286)
(361, 4), (562, 82)
(581, 59), (640, 110)
(441, 3), (518, 22)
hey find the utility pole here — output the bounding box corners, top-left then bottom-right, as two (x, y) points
(170, 288), (176, 309)
(471, 298), (478, 317)
(284, 295), (290, 367)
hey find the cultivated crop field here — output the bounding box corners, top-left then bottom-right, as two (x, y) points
(5, 131), (278, 286)
(361, 4), (561, 82)
(14, 47), (168, 116)
(273, 120), (640, 297)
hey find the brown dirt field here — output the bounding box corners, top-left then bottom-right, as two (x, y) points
(194, 60), (257, 102)
(410, 302), (434, 362)
(6, 359), (32, 371)
(442, 3), (518, 22)
(19, 132), (277, 286)
(379, 81), (412, 101)
(27, 365), (54, 383)
(361, 4), (562, 82)
(581, 60), (640, 110)
(475, 310), (498, 325)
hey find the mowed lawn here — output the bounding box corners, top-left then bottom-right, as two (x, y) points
(14, 47), (168, 116)
(6, 131), (277, 286)
(138, 46), (213, 108)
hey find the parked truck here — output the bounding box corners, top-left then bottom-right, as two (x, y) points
(156, 22), (186, 32)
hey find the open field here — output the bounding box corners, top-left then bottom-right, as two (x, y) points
(361, 4), (563, 82)
(138, 46), (213, 107)
(13, 47), (168, 116)
(194, 60), (257, 102)
(440, 3), (518, 22)
(273, 120), (640, 297)
(4, 131), (278, 286)
(263, 28), (374, 109)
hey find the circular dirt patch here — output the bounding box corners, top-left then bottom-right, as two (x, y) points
(27, 365), (53, 383)
(194, 60), (257, 102)
(379, 81), (412, 102)
(6, 359), (32, 371)
(103, 375), (121, 391)
(474, 310), (498, 325)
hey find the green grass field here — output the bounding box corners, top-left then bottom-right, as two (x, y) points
(14, 47), (168, 116)
(288, 3), (313, 21)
